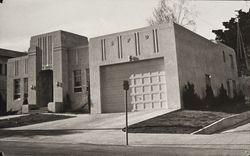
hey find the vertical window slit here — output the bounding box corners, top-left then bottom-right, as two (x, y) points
(120, 36), (123, 58)
(117, 37), (120, 59)
(134, 33), (138, 56)
(101, 40), (104, 61)
(155, 29), (159, 53)
(137, 32), (140, 55)
(104, 39), (106, 60)
(153, 29), (156, 53)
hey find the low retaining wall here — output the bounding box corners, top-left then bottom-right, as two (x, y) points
(192, 111), (250, 134)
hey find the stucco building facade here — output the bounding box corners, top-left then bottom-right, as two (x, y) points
(6, 22), (238, 114)
(89, 22), (238, 114)
(7, 31), (89, 113)
(0, 49), (26, 113)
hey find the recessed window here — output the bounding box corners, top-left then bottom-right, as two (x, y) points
(73, 70), (82, 93)
(229, 54), (234, 69)
(23, 78), (28, 104)
(75, 49), (81, 65)
(152, 29), (159, 53)
(24, 78), (28, 95)
(117, 36), (123, 59)
(134, 32), (140, 56)
(14, 79), (21, 100)
(24, 59), (28, 74)
(14, 60), (19, 76)
(222, 51), (226, 62)
(101, 39), (106, 61)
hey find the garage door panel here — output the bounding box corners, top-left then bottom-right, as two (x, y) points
(100, 58), (166, 113)
(101, 81), (125, 88)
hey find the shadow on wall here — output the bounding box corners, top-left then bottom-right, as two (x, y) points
(182, 82), (249, 113)
(0, 93), (6, 115)
(64, 94), (90, 114)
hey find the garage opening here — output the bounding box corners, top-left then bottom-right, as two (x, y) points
(100, 58), (167, 113)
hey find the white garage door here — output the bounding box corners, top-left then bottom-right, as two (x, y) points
(100, 58), (166, 113)
(130, 71), (167, 111)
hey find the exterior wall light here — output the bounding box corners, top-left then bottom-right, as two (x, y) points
(30, 85), (36, 90)
(128, 55), (133, 62)
(56, 82), (62, 87)
(128, 55), (139, 62)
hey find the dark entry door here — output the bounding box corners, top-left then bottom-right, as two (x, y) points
(38, 70), (53, 107)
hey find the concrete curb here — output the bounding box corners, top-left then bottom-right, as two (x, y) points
(191, 111), (250, 134)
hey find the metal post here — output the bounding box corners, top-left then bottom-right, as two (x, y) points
(125, 89), (128, 146)
(123, 80), (129, 146)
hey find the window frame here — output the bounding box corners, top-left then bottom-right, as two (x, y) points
(23, 78), (28, 96)
(14, 79), (21, 100)
(73, 70), (82, 93)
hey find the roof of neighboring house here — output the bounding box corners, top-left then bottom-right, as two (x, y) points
(0, 48), (27, 58)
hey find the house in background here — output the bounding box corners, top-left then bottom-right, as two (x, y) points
(7, 31), (89, 113)
(89, 22), (238, 114)
(0, 48), (26, 113)
(6, 22), (238, 114)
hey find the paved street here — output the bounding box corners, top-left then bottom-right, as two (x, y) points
(0, 141), (249, 156)
(0, 113), (249, 155)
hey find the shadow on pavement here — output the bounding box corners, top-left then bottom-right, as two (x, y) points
(0, 128), (122, 137)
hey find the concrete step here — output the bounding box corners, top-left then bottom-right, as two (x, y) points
(29, 107), (48, 114)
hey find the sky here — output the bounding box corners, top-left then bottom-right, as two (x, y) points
(0, 0), (249, 52)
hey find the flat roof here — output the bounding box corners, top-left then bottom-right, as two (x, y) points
(0, 48), (27, 58)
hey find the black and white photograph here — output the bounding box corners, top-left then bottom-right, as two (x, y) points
(0, 0), (250, 155)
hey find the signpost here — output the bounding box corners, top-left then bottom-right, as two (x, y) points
(123, 80), (129, 146)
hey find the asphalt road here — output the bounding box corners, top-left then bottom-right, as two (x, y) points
(0, 141), (248, 156)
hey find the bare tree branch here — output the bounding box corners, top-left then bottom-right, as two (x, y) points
(148, 0), (198, 31)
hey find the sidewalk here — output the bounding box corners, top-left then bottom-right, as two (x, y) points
(0, 111), (249, 151)
(0, 129), (249, 150)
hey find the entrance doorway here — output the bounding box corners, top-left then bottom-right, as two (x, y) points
(38, 70), (53, 107)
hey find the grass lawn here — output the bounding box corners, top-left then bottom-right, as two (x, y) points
(0, 114), (75, 128)
(126, 110), (231, 134)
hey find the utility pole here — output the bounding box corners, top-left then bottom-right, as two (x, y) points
(123, 80), (129, 146)
(235, 10), (249, 76)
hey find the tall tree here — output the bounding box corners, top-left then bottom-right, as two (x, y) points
(212, 9), (250, 76)
(147, 0), (198, 30)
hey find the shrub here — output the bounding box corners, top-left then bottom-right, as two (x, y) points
(182, 82), (202, 110)
(182, 82), (249, 113)
(216, 84), (229, 106)
(233, 90), (245, 106)
(203, 85), (215, 109)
